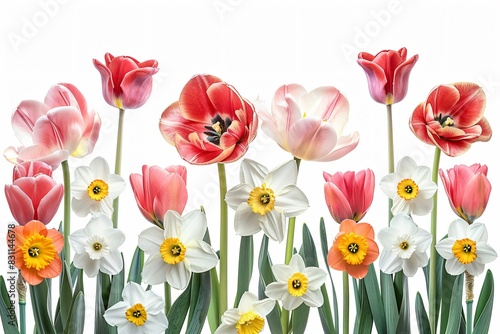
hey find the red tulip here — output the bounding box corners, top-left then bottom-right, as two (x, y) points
(129, 165), (188, 228)
(357, 48), (418, 105)
(93, 53), (159, 109)
(410, 82), (492, 157)
(159, 74), (258, 165)
(8, 83), (101, 168)
(5, 166), (63, 225)
(324, 169), (375, 224)
(12, 161), (53, 181)
(439, 164), (491, 223)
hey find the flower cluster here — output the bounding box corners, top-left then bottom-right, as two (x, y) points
(2, 47), (497, 334)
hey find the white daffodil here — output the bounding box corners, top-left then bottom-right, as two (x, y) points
(379, 156), (437, 216)
(214, 291), (275, 334)
(70, 213), (125, 277)
(435, 219), (497, 276)
(138, 209), (219, 290)
(265, 253), (326, 311)
(103, 281), (168, 334)
(377, 213), (432, 277)
(225, 159), (309, 242)
(71, 156), (126, 217)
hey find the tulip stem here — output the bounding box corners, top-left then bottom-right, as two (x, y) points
(112, 108), (125, 228)
(61, 160), (71, 266)
(386, 103), (394, 222)
(217, 163), (228, 320)
(343, 271), (349, 334)
(429, 147), (441, 334)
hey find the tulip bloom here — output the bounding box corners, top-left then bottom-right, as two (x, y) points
(439, 164), (491, 224)
(159, 74), (258, 164)
(12, 161), (53, 181)
(13, 220), (64, 285)
(409, 82), (492, 157)
(6, 83), (101, 169)
(357, 48), (418, 105)
(327, 219), (379, 279)
(93, 53), (159, 110)
(256, 84), (359, 161)
(323, 169), (375, 224)
(129, 165), (188, 228)
(5, 166), (63, 225)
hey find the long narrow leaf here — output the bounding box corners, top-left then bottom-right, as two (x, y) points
(234, 235), (253, 307)
(380, 272), (398, 334)
(0, 276), (20, 334)
(319, 219), (338, 334)
(166, 279), (192, 334)
(415, 292), (431, 334)
(473, 270), (494, 333)
(207, 267), (220, 333)
(363, 265), (387, 334)
(63, 291), (85, 334)
(94, 272), (108, 333)
(292, 302), (310, 334)
(30, 280), (56, 334)
(354, 279), (373, 334)
(439, 269), (457, 334)
(444, 273), (464, 334)
(185, 272), (212, 334)
(395, 275), (410, 334)
(127, 246), (144, 284)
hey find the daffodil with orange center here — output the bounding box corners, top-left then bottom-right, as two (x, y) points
(13, 220), (64, 285)
(327, 219), (379, 279)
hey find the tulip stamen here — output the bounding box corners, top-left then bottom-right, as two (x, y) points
(204, 114), (232, 145)
(436, 114), (454, 127)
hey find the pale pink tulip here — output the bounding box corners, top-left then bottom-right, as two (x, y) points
(439, 164), (491, 223)
(12, 161), (53, 181)
(129, 165), (188, 228)
(7, 83), (101, 168)
(256, 84), (359, 161)
(324, 169), (375, 224)
(5, 169), (63, 225)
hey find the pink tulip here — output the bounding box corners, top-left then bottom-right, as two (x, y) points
(8, 83), (101, 169)
(159, 74), (258, 164)
(93, 53), (159, 109)
(357, 48), (418, 105)
(410, 82), (492, 157)
(129, 165), (188, 228)
(12, 161), (53, 181)
(324, 169), (375, 224)
(5, 168), (64, 225)
(439, 164), (491, 223)
(256, 84), (359, 161)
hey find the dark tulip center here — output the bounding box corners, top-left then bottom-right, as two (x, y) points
(436, 114), (454, 127)
(204, 114), (232, 145)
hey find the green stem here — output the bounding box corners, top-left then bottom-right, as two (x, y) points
(343, 271), (349, 334)
(217, 163), (228, 320)
(164, 282), (171, 316)
(466, 300), (473, 334)
(61, 160), (71, 266)
(429, 147), (441, 334)
(19, 301), (26, 334)
(112, 107), (125, 228)
(386, 103), (395, 222)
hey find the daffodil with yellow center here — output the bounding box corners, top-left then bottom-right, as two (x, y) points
(265, 253), (326, 311)
(160, 238), (186, 265)
(235, 312), (265, 334)
(435, 219), (497, 276)
(338, 232), (368, 265)
(397, 178), (418, 201)
(125, 303), (148, 326)
(87, 179), (109, 201)
(248, 183), (276, 215)
(21, 233), (57, 271)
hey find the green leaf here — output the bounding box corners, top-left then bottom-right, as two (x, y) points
(63, 291), (85, 334)
(395, 275), (410, 334)
(127, 246), (144, 284)
(0, 276), (20, 334)
(444, 273), (464, 334)
(30, 280), (56, 334)
(166, 280), (191, 334)
(380, 272), (398, 334)
(234, 235), (253, 308)
(415, 292), (431, 334)
(292, 302), (310, 334)
(354, 279), (373, 334)
(319, 218), (338, 334)
(363, 265), (387, 334)
(108, 255), (125, 308)
(473, 269), (494, 333)
(439, 267), (458, 334)
(258, 235), (282, 334)
(94, 272), (108, 333)
(207, 267), (220, 333)
(57, 261), (73, 329)
(185, 272), (211, 334)
(301, 223), (318, 267)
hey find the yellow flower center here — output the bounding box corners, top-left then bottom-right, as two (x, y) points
(21, 233), (57, 271)
(87, 179), (109, 201)
(236, 311), (265, 334)
(287, 272), (308, 297)
(452, 238), (477, 264)
(397, 178), (419, 201)
(338, 232), (368, 265)
(248, 183), (276, 215)
(160, 238), (186, 265)
(125, 303), (147, 326)
(93, 242), (102, 251)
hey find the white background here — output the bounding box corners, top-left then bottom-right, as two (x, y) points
(1, 0), (499, 332)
